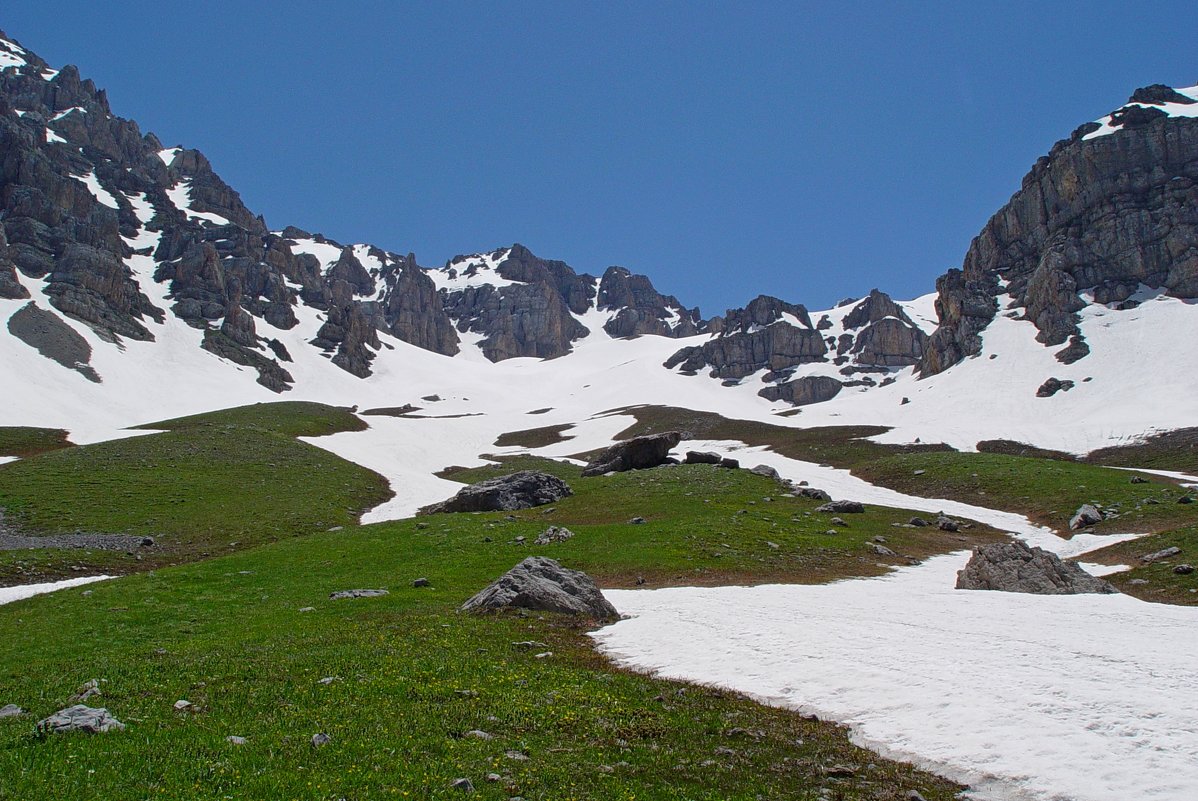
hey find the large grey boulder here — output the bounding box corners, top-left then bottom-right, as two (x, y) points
(815, 500), (865, 514)
(461, 557), (618, 619)
(429, 471), (572, 513)
(35, 705), (125, 735)
(956, 541), (1117, 594)
(582, 432), (683, 477)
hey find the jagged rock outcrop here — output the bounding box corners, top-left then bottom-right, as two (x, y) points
(955, 541), (1117, 594)
(381, 255), (459, 355)
(581, 432), (683, 476)
(441, 245), (593, 361)
(461, 556), (618, 618)
(921, 86), (1198, 376)
(840, 289), (928, 367)
(666, 294), (828, 380)
(597, 266), (703, 338)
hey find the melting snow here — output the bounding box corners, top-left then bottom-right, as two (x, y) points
(593, 553), (1198, 801)
(165, 180), (231, 225)
(0, 576), (112, 606)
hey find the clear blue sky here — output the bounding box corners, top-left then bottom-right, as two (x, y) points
(5, 2), (1195, 315)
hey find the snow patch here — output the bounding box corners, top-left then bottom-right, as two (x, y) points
(166, 181), (231, 225)
(72, 171), (119, 209)
(1083, 84), (1198, 140)
(0, 575), (113, 606)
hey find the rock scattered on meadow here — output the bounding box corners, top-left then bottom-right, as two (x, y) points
(534, 526), (575, 545)
(36, 705), (125, 735)
(816, 500), (865, 514)
(330, 588), (389, 599)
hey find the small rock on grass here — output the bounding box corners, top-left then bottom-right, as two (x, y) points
(1174, 564), (1195, 575)
(464, 729), (494, 740)
(311, 732), (331, 747)
(173, 700), (191, 711)
(412, 577), (431, 588)
(1142, 546), (1182, 564)
(451, 777), (475, 792)
(329, 589), (388, 599)
(0, 704), (24, 718)
(226, 735), (247, 745)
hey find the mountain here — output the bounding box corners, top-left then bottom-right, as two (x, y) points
(1, 28), (1196, 457)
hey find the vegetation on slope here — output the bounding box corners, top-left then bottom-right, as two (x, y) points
(0, 404), (390, 583)
(0, 452), (977, 800)
(0, 427), (72, 458)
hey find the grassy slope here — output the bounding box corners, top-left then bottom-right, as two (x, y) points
(611, 406), (1198, 603)
(0, 404), (390, 583)
(0, 449), (980, 800)
(0, 427), (72, 458)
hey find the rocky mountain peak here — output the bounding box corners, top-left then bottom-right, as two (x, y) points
(919, 81), (1198, 377)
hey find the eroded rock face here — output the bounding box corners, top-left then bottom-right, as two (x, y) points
(759, 375), (843, 406)
(581, 432), (683, 477)
(955, 541), (1117, 594)
(428, 471), (573, 513)
(598, 266), (703, 338)
(460, 556), (618, 619)
(920, 90), (1198, 376)
(666, 302), (828, 380)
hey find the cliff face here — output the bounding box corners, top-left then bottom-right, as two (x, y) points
(920, 85), (1198, 376)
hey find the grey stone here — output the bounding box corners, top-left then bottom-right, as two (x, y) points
(909, 517), (930, 527)
(311, 732), (331, 747)
(684, 451), (721, 465)
(749, 464), (781, 480)
(461, 556), (618, 619)
(1142, 546), (1182, 563)
(534, 526), (575, 545)
(1173, 563), (1194, 574)
(1069, 504), (1104, 530)
(450, 777), (475, 792)
(868, 542), (897, 557)
(936, 515), (960, 532)
(815, 500), (865, 514)
(226, 735), (247, 745)
(956, 541), (1117, 594)
(0, 704), (24, 718)
(412, 577), (431, 587)
(329, 589), (389, 599)
(429, 471), (572, 513)
(36, 705), (125, 735)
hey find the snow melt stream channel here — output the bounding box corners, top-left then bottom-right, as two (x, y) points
(589, 443), (1198, 801)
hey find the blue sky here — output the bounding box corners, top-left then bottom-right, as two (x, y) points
(5, 2), (1196, 314)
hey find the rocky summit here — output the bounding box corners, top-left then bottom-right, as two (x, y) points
(3, 25), (1195, 442)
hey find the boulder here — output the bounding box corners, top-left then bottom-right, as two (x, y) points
(749, 464), (781, 480)
(429, 471), (572, 513)
(955, 541), (1117, 594)
(582, 432), (683, 477)
(684, 451), (721, 465)
(1069, 504), (1104, 530)
(461, 556), (618, 619)
(795, 487), (832, 501)
(35, 705), (126, 735)
(815, 500), (865, 514)
(0, 704), (23, 718)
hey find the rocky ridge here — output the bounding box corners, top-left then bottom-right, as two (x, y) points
(2, 28), (1197, 413)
